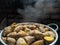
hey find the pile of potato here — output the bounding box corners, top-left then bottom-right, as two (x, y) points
(2, 23), (55, 45)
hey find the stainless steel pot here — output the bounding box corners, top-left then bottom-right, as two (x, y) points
(0, 23), (58, 45)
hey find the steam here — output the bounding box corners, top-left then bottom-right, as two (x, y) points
(17, 0), (55, 22)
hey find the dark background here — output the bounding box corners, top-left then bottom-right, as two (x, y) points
(0, 0), (60, 45)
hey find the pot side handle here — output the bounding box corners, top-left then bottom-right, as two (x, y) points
(0, 32), (1, 41)
(48, 23), (58, 31)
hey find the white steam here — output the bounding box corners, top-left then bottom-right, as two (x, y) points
(17, 0), (55, 22)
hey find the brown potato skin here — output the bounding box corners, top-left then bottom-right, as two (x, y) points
(2, 26), (12, 37)
(31, 40), (44, 45)
(16, 38), (28, 45)
(17, 30), (28, 37)
(2, 37), (7, 43)
(7, 32), (17, 38)
(24, 36), (35, 44)
(7, 37), (16, 45)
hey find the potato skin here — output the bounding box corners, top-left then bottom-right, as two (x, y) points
(2, 26), (12, 36)
(14, 25), (23, 32)
(17, 30), (28, 37)
(31, 40), (44, 45)
(7, 37), (16, 45)
(7, 32), (17, 38)
(24, 36), (35, 44)
(2, 37), (7, 43)
(44, 36), (54, 42)
(43, 31), (55, 37)
(16, 38), (28, 45)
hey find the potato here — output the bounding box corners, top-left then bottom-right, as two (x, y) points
(16, 38), (28, 45)
(44, 36), (54, 42)
(29, 30), (40, 35)
(2, 37), (7, 43)
(7, 37), (16, 45)
(2, 26), (12, 36)
(24, 28), (31, 33)
(31, 40), (44, 45)
(43, 31), (55, 37)
(14, 25), (23, 32)
(27, 25), (36, 30)
(7, 32), (17, 38)
(24, 36), (35, 44)
(17, 30), (28, 37)
(39, 27), (47, 33)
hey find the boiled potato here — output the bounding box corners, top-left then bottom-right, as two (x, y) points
(24, 28), (31, 33)
(2, 37), (7, 43)
(2, 26), (12, 36)
(7, 32), (17, 38)
(7, 37), (16, 45)
(29, 30), (43, 39)
(16, 38), (28, 45)
(17, 30), (28, 37)
(31, 40), (44, 45)
(44, 36), (54, 42)
(14, 25), (23, 32)
(11, 22), (17, 30)
(43, 31), (55, 37)
(24, 36), (35, 44)
(27, 25), (36, 30)
(39, 27), (49, 33)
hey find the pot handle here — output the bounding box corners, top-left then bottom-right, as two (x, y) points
(48, 23), (58, 31)
(0, 32), (1, 40)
